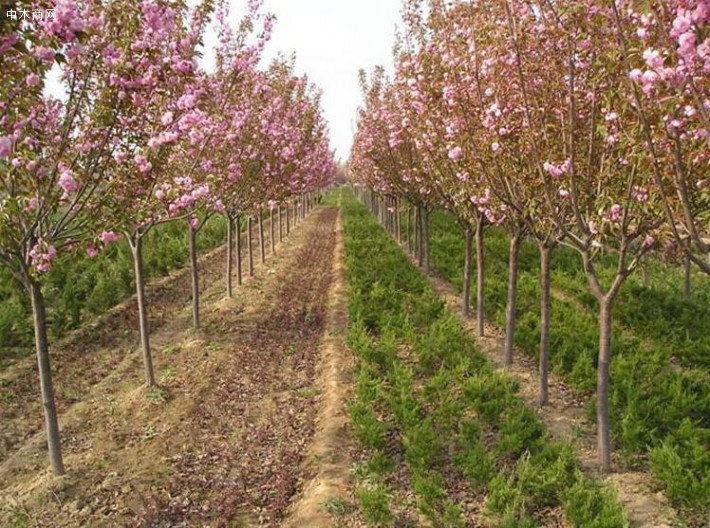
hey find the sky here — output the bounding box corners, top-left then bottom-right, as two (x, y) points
(218, 0), (401, 161)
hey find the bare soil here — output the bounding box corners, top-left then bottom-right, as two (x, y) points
(0, 207), (341, 528)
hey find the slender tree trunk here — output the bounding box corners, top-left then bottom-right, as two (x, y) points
(247, 216), (254, 276)
(416, 207), (424, 267)
(476, 220), (485, 337)
(597, 297), (613, 473)
(286, 204), (291, 235)
(503, 234), (522, 366)
(279, 205), (283, 242)
(236, 214), (243, 286)
(407, 206), (412, 252)
(226, 217), (233, 298)
(684, 255), (691, 296)
(396, 198), (402, 244)
(463, 225), (474, 318)
(422, 209), (430, 273)
(641, 264), (650, 288)
(539, 243), (552, 406)
(28, 279), (65, 475)
(270, 208), (276, 254)
(258, 209), (266, 264)
(188, 223), (200, 329)
(129, 235), (156, 386)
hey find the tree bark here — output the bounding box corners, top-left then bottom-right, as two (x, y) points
(286, 203), (291, 235)
(597, 297), (613, 473)
(188, 223), (200, 329)
(503, 234), (522, 366)
(28, 279), (65, 475)
(258, 209), (266, 264)
(236, 214), (243, 286)
(247, 216), (254, 276)
(476, 220), (485, 337)
(684, 255), (691, 296)
(416, 207), (424, 267)
(396, 198), (402, 244)
(463, 225), (474, 318)
(226, 217), (233, 298)
(129, 235), (156, 386)
(539, 243), (552, 406)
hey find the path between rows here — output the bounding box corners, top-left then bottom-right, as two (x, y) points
(398, 245), (678, 528)
(0, 207), (343, 527)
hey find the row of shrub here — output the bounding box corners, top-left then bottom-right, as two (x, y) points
(342, 189), (629, 527)
(0, 216), (229, 360)
(422, 208), (709, 523)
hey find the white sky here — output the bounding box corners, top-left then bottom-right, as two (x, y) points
(215, 0), (401, 161)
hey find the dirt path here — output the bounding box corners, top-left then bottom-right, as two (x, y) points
(282, 208), (355, 528)
(398, 247), (679, 528)
(0, 207), (338, 528)
(0, 213), (280, 464)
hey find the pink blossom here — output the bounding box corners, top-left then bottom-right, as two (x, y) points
(26, 73), (41, 87)
(609, 204), (622, 222)
(189, 216), (200, 230)
(86, 245), (99, 258)
(99, 231), (121, 244)
(644, 234), (655, 247)
(643, 48), (664, 69)
(58, 170), (80, 194)
(559, 188), (570, 198)
(448, 146), (463, 161)
(0, 136), (12, 157)
(161, 111), (174, 126)
(491, 142), (501, 152)
(629, 68), (644, 81)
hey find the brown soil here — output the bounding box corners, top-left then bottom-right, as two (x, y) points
(0, 207), (340, 528)
(282, 208), (356, 528)
(405, 251), (679, 528)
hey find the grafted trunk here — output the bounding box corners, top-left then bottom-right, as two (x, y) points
(503, 234), (522, 366)
(476, 220), (485, 337)
(539, 243), (552, 406)
(188, 222), (200, 329)
(597, 297), (613, 473)
(247, 216), (254, 276)
(463, 225), (474, 318)
(258, 209), (266, 264)
(226, 217), (233, 298)
(28, 279), (65, 475)
(128, 234), (156, 386)
(236, 214), (243, 286)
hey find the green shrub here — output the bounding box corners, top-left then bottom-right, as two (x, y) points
(562, 474), (629, 528)
(495, 406), (545, 459)
(357, 483), (395, 527)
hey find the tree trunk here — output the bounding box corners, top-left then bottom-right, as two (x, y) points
(258, 209), (265, 264)
(28, 279), (65, 475)
(286, 204), (291, 235)
(270, 208), (276, 254)
(279, 205), (283, 242)
(188, 223), (200, 329)
(226, 217), (233, 298)
(503, 234), (522, 366)
(476, 220), (485, 337)
(396, 198), (402, 244)
(597, 297), (613, 473)
(422, 209), (430, 272)
(236, 214), (243, 286)
(416, 207), (424, 267)
(539, 243), (552, 406)
(247, 216), (254, 276)
(641, 264), (650, 288)
(463, 225), (474, 318)
(407, 207), (412, 252)
(684, 255), (691, 296)
(129, 235), (156, 386)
